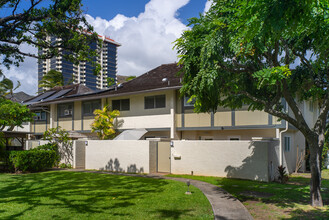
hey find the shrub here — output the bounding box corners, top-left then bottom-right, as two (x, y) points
(36, 143), (58, 151)
(277, 165), (289, 183)
(59, 163), (72, 169)
(36, 143), (60, 166)
(4, 149), (57, 173)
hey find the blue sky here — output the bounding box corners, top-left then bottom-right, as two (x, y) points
(82, 0), (207, 25)
(4, 0), (211, 95)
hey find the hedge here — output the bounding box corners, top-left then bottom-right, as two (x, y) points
(1, 143), (59, 172)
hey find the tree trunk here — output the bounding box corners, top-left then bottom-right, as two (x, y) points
(308, 139), (323, 207)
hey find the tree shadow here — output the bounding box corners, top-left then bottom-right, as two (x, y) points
(0, 171), (168, 219)
(224, 141), (271, 182)
(287, 207), (329, 219)
(100, 158), (144, 173)
(152, 209), (194, 219)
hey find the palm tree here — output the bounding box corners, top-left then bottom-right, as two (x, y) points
(91, 105), (120, 140)
(0, 77), (20, 98)
(38, 69), (64, 91)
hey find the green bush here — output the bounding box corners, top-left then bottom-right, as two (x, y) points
(4, 149), (57, 172)
(36, 143), (60, 166)
(59, 163), (72, 169)
(36, 143), (58, 151)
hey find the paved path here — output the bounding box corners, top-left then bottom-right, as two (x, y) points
(72, 170), (254, 220)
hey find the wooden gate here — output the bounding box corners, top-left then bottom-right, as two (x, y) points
(157, 142), (171, 173)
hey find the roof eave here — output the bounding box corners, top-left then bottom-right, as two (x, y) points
(31, 86), (182, 106)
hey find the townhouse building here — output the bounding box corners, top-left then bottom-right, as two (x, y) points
(24, 63), (318, 173)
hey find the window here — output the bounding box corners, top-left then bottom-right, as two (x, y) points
(144, 95), (165, 109)
(228, 136), (241, 141)
(58, 103), (73, 117)
(112, 99), (130, 111)
(184, 96), (196, 107)
(284, 136), (291, 152)
(83, 100), (101, 115)
(34, 111), (46, 121)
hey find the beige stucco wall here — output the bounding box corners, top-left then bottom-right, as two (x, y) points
(74, 101), (82, 131)
(171, 140), (271, 181)
(272, 116), (282, 125)
(184, 113), (211, 127)
(109, 90), (174, 117)
(235, 111), (268, 126)
(214, 112), (232, 126)
(83, 116), (94, 131)
(176, 114), (182, 128)
(85, 140), (150, 173)
(34, 123), (47, 133)
(119, 115), (172, 130)
(181, 128), (276, 140)
(58, 118), (72, 130)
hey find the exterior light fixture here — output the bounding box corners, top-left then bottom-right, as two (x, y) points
(185, 180), (192, 195)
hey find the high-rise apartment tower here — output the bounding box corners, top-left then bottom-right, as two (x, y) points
(38, 35), (121, 91)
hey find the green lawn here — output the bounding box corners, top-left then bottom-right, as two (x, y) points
(168, 170), (329, 220)
(0, 171), (213, 219)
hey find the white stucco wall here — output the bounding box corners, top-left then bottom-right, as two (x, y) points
(170, 140), (272, 181)
(85, 140), (150, 173)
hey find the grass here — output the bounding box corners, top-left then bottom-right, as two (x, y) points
(0, 171), (213, 219)
(168, 169), (329, 220)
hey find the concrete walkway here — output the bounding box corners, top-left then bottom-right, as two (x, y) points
(72, 170), (253, 220)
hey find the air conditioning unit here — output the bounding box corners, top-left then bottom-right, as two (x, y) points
(64, 109), (71, 116)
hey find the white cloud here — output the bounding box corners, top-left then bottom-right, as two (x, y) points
(4, 0), (211, 95)
(204, 0), (213, 14)
(2, 43), (38, 95)
(86, 0), (190, 76)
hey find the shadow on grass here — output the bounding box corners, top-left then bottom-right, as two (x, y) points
(153, 209), (194, 219)
(287, 207), (329, 219)
(0, 171), (169, 219)
(168, 173), (329, 209)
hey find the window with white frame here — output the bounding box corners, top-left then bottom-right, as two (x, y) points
(284, 136), (291, 152)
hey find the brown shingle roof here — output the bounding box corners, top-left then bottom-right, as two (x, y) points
(32, 63), (183, 105)
(108, 63), (182, 95)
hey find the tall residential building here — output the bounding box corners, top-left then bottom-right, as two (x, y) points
(38, 35), (121, 91)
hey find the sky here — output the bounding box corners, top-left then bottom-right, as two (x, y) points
(3, 0), (212, 95)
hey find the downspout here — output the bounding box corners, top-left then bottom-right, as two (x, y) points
(279, 103), (289, 166)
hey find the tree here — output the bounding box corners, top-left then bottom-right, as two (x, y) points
(0, 98), (34, 131)
(0, 77), (20, 97)
(43, 127), (73, 166)
(91, 105), (120, 140)
(38, 69), (64, 90)
(0, 0), (99, 76)
(175, 0), (329, 207)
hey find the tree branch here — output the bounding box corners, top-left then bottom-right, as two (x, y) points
(314, 95), (329, 134)
(281, 79), (312, 134)
(240, 90), (301, 128)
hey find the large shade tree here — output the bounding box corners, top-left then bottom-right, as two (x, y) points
(175, 0), (329, 207)
(0, 0), (99, 76)
(0, 98), (34, 131)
